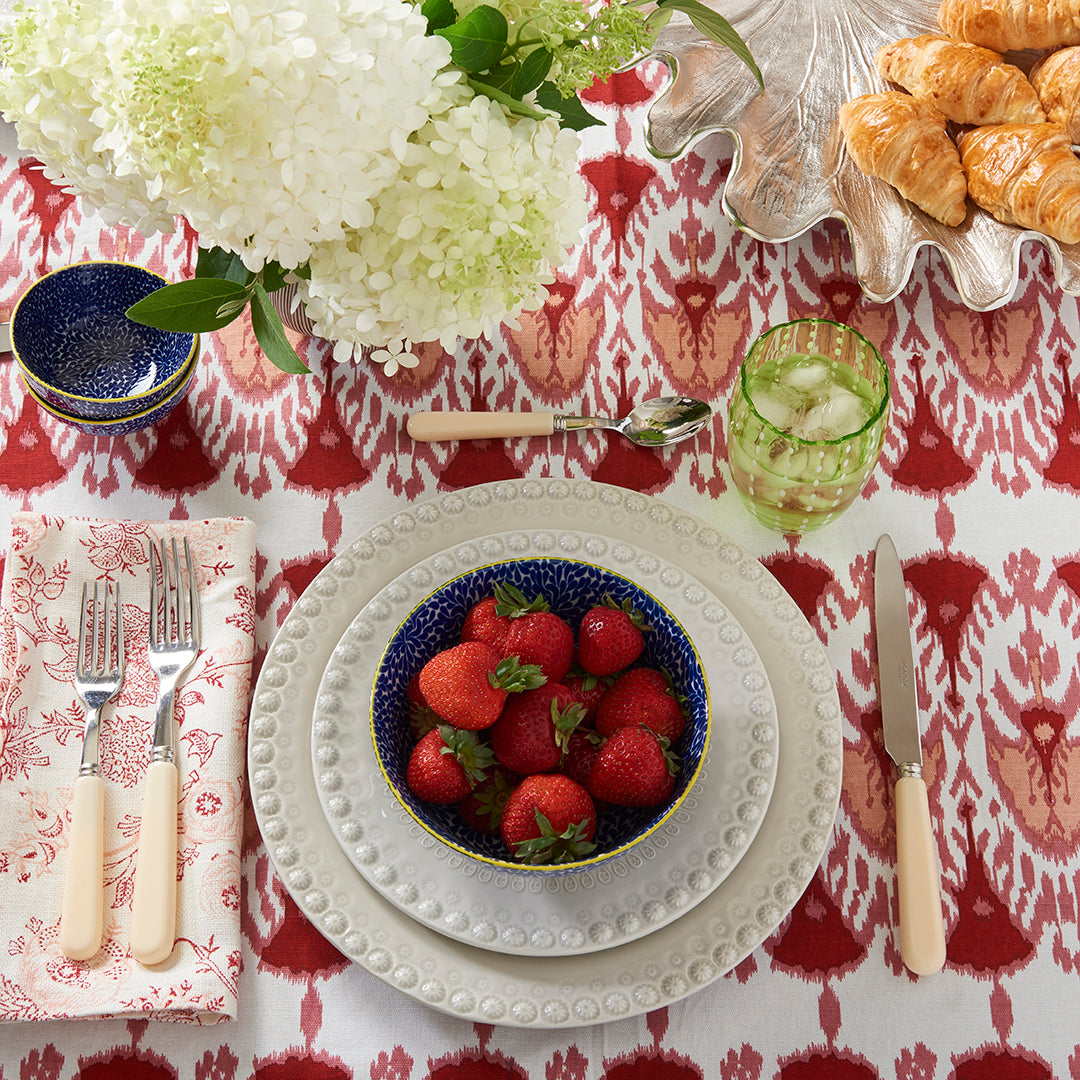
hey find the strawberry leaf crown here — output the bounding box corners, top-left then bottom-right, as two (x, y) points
(648, 727), (681, 777)
(511, 810), (597, 865)
(600, 592), (652, 631)
(437, 724), (496, 785)
(489, 655), (547, 693)
(492, 581), (549, 619)
(551, 698), (587, 753)
(467, 771), (517, 828)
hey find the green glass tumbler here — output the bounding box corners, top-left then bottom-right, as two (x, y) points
(727, 318), (890, 534)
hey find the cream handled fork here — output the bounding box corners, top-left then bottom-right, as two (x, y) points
(131, 537), (201, 966)
(60, 582), (124, 961)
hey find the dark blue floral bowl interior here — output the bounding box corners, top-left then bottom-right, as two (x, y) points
(11, 261), (198, 420)
(21, 344), (199, 437)
(372, 557), (710, 875)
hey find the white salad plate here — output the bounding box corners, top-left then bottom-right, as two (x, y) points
(249, 479), (843, 1027)
(310, 529), (779, 956)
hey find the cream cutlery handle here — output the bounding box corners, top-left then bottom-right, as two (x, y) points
(59, 774), (104, 961)
(130, 760), (178, 966)
(895, 774), (947, 975)
(407, 411), (556, 441)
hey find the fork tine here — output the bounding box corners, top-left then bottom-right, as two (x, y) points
(149, 539), (159, 646)
(115, 582), (124, 679)
(170, 537), (184, 644)
(183, 537), (199, 647)
(78, 581), (89, 676)
(161, 537), (173, 643)
(92, 581), (102, 673)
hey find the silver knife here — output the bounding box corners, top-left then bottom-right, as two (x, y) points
(874, 534), (947, 975)
(1, 321), (10, 353)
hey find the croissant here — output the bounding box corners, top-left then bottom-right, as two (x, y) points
(1030, 46), (1080, 141)
(958, 122), (1080, 242)
(839, 92), (968, 226)
(938, 0), (1080, 51)
(876, 35), (1045, 124)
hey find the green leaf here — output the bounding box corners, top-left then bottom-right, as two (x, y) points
(467, 77), (549, 121)
(250, 282), (311, 374)
(258, 260), (289, 294)
(126, 278), (251, 332)
(195, 246), (253, 285)
(422, 0), (456, 32)
(535, 82), (603, 131)
(473, 61), (516, 93)
(437, 5), (508, 72)
(514, 47), (553, 97)
(655, 0), (763, 89)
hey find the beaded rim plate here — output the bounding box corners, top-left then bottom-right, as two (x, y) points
(248, 479), (843, 1028)
(310, 531), (777, 955)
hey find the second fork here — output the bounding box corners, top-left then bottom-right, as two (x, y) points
(130, 536), (201, 966)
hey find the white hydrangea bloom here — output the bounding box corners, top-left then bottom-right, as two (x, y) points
(0, 0), (588, 358)
(0, 0), (453, 269)
(300, 82), (587, 354)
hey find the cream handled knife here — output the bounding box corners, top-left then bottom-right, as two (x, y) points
(874, 534), (947, 976)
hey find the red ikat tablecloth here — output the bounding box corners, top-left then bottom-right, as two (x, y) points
(0, 63), (1077, 1079)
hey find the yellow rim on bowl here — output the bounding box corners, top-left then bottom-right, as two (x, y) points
(10, 260), (199, 406)
(369, 558), (711, 874)
(19, 335), (200, 427)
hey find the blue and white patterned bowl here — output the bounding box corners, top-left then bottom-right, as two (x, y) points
(20, 339), (199, 436)
(11, 261), (199, 420)
(371, 557), (711, 876)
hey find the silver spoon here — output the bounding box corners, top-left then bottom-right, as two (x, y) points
(407, 396), (712, 446)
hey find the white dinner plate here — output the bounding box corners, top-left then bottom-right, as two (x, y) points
(310, 529), (779, 956)
(248, 479), (842, 1027)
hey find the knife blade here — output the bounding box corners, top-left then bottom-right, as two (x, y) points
(874, 534), (946, 976)
(1, 321), (10, 354)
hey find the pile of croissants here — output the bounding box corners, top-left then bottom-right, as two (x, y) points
(840, 0), (1080, 242)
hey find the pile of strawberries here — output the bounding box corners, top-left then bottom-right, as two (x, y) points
(402, 582), (688, 866)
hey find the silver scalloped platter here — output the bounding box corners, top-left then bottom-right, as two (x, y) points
(644, 0), (1080, 310)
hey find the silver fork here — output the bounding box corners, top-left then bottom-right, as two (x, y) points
(60, 581), (124, 962)
(131, 536), (201, 966)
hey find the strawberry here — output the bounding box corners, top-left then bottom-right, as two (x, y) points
(500, 774), (597, 864)
(560, 727), (603, 788)
(587, 725), (678, 808)
(406, 725), (495, 804)
(577, 596), (648, 676)
(460, 596), (511, 653)
(457, 766), (521, 833)
(595, 666), (686, 743)
(563, 670), (611, 724)
(461, 583), (548, 654)
(406, 672), (440, 740)
(418, 641), (545, 730)
(505, 610), (575, 683)
(490, 683), (585, 775)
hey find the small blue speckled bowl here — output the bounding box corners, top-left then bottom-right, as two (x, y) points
(372, 558), (710, 876)
(10, 261), (199, 420)
(20, 339), (199, 436)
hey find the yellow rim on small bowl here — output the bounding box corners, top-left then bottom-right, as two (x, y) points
(370, 558), (711, 874)
(19, 335), (200, 427)
(10, 260), (199, 407)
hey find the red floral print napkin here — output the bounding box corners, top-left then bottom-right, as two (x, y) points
(0, 514), (256, 1022)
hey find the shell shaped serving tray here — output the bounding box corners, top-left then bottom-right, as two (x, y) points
(644, 0), (1080, 310)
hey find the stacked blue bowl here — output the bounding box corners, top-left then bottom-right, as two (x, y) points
(11, 261), (200, 436)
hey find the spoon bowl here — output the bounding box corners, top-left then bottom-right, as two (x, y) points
(407, 396), (712, 446)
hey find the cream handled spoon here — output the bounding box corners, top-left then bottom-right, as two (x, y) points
(407, 396), (712, 446)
